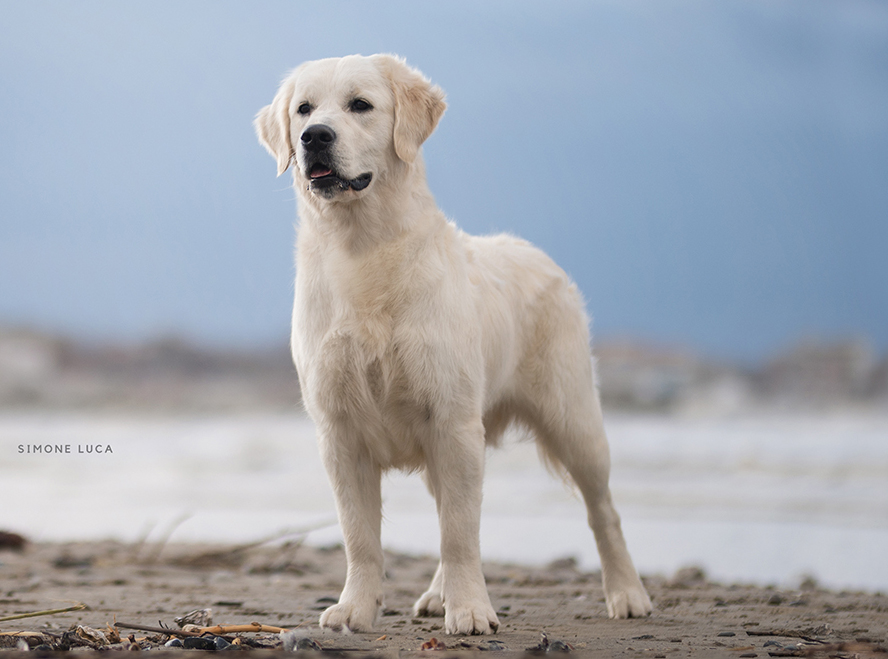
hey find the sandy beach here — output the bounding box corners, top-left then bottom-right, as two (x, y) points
(0, 541), (885, 657)
(2, 407), (887, 657)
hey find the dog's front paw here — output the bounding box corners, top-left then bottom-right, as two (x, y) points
(605, 580), (652, 619)
(413, 589), (445, 617)
(444, 601), (499, 635)
(319, 600), (379, 632)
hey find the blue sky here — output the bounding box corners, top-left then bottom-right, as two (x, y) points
(1, 1), (886, 361)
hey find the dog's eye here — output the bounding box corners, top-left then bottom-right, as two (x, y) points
(349, 98), (373, 113)
(297, 102), (312, 116)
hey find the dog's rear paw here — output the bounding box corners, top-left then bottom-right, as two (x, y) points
(606, 583), (653, 619)
(413, 589), (445, 617)
(319, 600), (378, 632)
(444, 602), (499, 635)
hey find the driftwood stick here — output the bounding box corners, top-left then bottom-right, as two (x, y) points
(114, 622), (199, 637)
(198, 622), (291, 634)
(114, 621), (291, 637)
(182, 518), (338, 564)
(745, 629), (827, 642)
(0, 602), (86, 623)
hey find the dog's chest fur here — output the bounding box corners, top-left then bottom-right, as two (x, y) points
(293, 228), (472, 467)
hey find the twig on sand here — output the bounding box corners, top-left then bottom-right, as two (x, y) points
(197, 623), (291, 635)
(173, 519), (337, 567)
(745, 629), (827, 643)
(142, 512), (193, 564)
(211, 518), (338, 554)
(129, 520), (157, 563)
(0, 602), (87, 623)
(114, 622), (199, 637)
(115, 621), (291, 637)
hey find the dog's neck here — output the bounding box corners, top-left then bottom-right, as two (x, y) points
(295, 155), (440, 256)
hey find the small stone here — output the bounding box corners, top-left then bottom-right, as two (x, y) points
(548, 640), (572, 652)
(420, 637), (446, 650)
(0, 531), (27, 550)
(669, 566), (707, 588)
(164, 638), (184, 648)
(798, 575), (818, 591)
(546, 557), (579, 571)
(53, 554), (94, 569)
(280, 631), (298, 652)
(182, 636), (216, 650)
(213, 637), (231, 651)
(75, 625), (109, 645)
(525, 632), (549, 654)
(767, 593), (783, 605)
(717, 632), (736, 637)
(296, 638), (322, 651)
(281, 631), (321, 652)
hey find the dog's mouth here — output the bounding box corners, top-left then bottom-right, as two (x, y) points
(309, 163), (334, 179)
(308, 163), (372, 192)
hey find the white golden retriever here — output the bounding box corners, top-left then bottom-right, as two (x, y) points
(255, 54), (652, 635)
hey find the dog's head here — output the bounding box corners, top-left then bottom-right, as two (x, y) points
(255, 54), (446, 201)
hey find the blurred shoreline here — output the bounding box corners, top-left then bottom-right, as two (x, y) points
(2, 326), (886, 591)
(1, 326), (885, 415)
(0, 327), (299, 414)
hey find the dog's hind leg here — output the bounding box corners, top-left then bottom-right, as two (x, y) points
(414, 469), (446, 617)
(518, 284), (652, 618)
(414, 556), (445, 617)
(317, 430), (385, 632)
(533, 386), (652, 619)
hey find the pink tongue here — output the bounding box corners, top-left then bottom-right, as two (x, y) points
(311, 166), (333, 179)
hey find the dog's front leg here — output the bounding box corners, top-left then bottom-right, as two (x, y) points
(318, 436), (384, 633)
(425, 423), (499, 635)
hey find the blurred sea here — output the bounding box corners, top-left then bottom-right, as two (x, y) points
(2, 411), (886, 592)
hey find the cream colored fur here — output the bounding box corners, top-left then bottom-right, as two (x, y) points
(255, 54), (652, 635)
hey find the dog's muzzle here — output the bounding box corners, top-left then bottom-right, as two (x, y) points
(301, 124), (372, 193)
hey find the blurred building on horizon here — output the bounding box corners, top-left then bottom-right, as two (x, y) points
(1, 326), (885, 415)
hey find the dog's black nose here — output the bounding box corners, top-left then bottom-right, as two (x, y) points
(301, 124), (336, 153)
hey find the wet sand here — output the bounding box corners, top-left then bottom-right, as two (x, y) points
(0, 541), (885, 657)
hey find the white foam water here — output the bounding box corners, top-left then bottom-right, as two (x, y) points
(2, 410), (886, 591)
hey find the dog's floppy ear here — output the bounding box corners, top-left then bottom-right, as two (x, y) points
(378, 55), (447, 164)
(254, 75), (297, 176)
